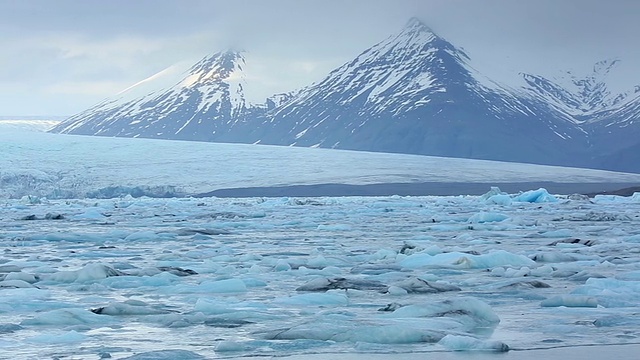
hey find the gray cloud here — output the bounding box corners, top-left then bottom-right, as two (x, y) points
(1, 0), (639, 116)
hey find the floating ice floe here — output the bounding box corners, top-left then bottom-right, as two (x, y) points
(572, 278), (640, 307)
(21, 308), (112, 326)
(262, 297), (500, 345)
(91, 300), (176, 315)
(438, 334), (509, 352)
(467, 211), (509, 223)
(43, 264), (124, 283)
(400, 250), (535, 269)
(540, 295), (598, 308)
(513, 188), (558, 203)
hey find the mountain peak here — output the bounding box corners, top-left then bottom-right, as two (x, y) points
(399, 17), (443, 43)
(404, 17), (433, 33)
(381, 17), (462, 61)
(186, 50), (245, 85)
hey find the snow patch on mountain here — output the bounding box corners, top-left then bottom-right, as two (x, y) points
(51, 50), (250, 140)
(522, 58), (640, 120)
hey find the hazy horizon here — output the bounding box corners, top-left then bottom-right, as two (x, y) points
(1, 0), (639, 116)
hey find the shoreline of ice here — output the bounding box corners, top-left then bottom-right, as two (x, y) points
(243, 343), (640, 360)
(196, 181), (640, 198)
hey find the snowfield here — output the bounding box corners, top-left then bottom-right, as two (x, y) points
(1, 125), (640, 359)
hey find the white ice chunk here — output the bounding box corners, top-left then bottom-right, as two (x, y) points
(388, 297), (500, 326)
(194, 298), (237, 315)
(468, 212), (509, 223)
(513, 188), (558, 203)
(72, 208), (107, 220)
(438, 334), (509, 352)
(400, 250), (535, 269)
(215, 341), (247, 352)
(3, 272), (38, 283)
(91, 301), (173, 315)
(101, 273), (177, 289)
(124, 231), (159, 242)
(307, 255), (329, 268)
(480, 186), (506, 199)
(195, 278), (247, 293)
(276, 292), (349, 306)
(387, 285), (409, 296)
(273, 260), (292, 272)
(572, 278), (640, 307)
(21, 308), (112, 325)
(45, 264), (122, 283)
(485, 194), (512, 205)
(0, 279), (36, 288)
(264, 320), (445, 344)
(541, 295), (598, 308)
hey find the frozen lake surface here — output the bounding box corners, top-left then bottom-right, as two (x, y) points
(2, 125), (640, 358)
(1, 190), (640, 359)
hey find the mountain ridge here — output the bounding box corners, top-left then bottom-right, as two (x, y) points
(50, 18), (640, 173)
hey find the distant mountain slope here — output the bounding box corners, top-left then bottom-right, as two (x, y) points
(254, 18), (589, 166)
(50, 18), (640, 173)
(0, 118), (61, 132)
(522, 59), (639, 117)
(51, 51), (251, 141)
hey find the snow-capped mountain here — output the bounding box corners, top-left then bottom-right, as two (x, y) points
(51, 50), (250, 141)
(51, 18), (640, 173)
(522, 59), (639, 118)
(520, 58), (640, 172)
(584, 92), (640, 173)
(252, 18), (590, 166)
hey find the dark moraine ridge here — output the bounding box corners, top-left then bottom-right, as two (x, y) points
(194, 182), (640, 198)
(584, 186), (640, 197)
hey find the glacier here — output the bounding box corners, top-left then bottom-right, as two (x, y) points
(2, 127), (640, 200)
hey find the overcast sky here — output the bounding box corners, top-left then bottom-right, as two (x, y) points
(1, 0), (639, 117)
